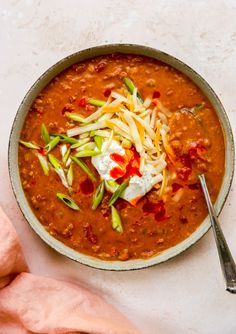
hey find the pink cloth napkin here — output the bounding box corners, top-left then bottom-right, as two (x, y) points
(0, 207), (140, 334)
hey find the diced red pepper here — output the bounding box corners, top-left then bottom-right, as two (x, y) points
(172, 183), (183, 193)
(121, 147), (141, 180)
(188, 183), (200, 190)
(153, 91), (161, 99)
(143, 201), (160, 214)
(103, 89), (111, 97)
(77, 97), (87, 107)
(188, 143), (206, 160)
(143, 199), (164, 215)
(179, 154), (192, 168)
(38, 148), (47, 156)
(110, 153), (126, 165)
(110, 167), (125, 179)
(142, 200), (168, 221)
(80, 178), (94, 195)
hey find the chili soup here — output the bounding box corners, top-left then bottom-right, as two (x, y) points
(18, 53), (225, 261)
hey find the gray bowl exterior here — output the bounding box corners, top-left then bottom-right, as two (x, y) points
(8, 44), (235, 271)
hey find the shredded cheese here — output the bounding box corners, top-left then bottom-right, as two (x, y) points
(154, 121), (161, 157)
(159, 169), (167, 198)
(66, 81), (173, 200)
(123, 110), (143, 153)
(67, 121), (107, 137)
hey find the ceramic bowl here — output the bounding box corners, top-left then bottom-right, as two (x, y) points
(8, 44), (235, 270)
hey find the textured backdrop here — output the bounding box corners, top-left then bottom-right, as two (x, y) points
(1, 1), (236, 333)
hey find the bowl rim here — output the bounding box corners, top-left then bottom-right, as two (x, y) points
(8, 43), (235, 271)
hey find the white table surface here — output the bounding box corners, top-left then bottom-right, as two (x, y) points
(1, 0), (236, 333)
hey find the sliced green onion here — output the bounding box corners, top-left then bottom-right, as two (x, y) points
(75, 150), (101, 158)
(105, 180), (119, 192)
(92, 181), (105, 210)
(52, 134), (79, 145)
(90, 130), (96, 137)
(66, 157), (72, 167)
(36, 153), (49, 176)
(41, 123), (50, 144)
(44, 136), (60, 153)
(111, 206), (123, 233)
(56, 192), (80, 210)
(79, 132), (90, 139)
(109, 179), (130, 206)
(75, 142), (95, 152)
(67, 163), (73, 187)
(94, 136), (103, 150)
(48, 153), (68, 188)
(123, 77), (143, 102)
(62, 147), (71, 164)
(19, 140), (40, 149)
(71, 156), (97, 182)
(71, 138), (90, 149)
(88, 99), (106, 107)
(65, 112), (85, 122)
(193, 102), (205, 113)
(60, 144), (67, 157)
(48, 153), (60, 170)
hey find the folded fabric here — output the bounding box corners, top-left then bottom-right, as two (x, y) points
(0, 207), (140, 334)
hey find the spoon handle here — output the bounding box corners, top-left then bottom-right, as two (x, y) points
(199, 174), (236, 293)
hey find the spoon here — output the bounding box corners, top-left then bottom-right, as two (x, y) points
(199, 174), (236, 293)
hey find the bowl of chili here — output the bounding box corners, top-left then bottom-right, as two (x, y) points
(8, 44), (234, 270)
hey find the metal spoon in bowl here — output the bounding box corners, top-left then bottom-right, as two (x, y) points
(198, 174), (236, 293)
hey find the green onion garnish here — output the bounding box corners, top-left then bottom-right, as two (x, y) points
(62, 147), (71, 164)
(123, 77), (143, 102)
(94, 135), (103, 150)
(70, 138), (90, 149)
(36, 153), (49, 176)
(51, 134), (79, 145)
(71, 156), (97, 182)
(193, 102), (205, 113)
(75, 150), (101, 158)
(56, 192), (80, 210)
(48, 153), (62, 172)
(67, 163), (73, 187)
(65, 112), (85, 122)
(44, 136), (60, 153)
(92, 181), (105, 210)
(111, 206), (123, 233)
(88, 99), (106, 107)
(41, 123), (50, 144)
(19, 141), (40, 149)
(48, 153), (68, 188)
(108, 179), (130, 206)
(105, 180), (119, 192)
